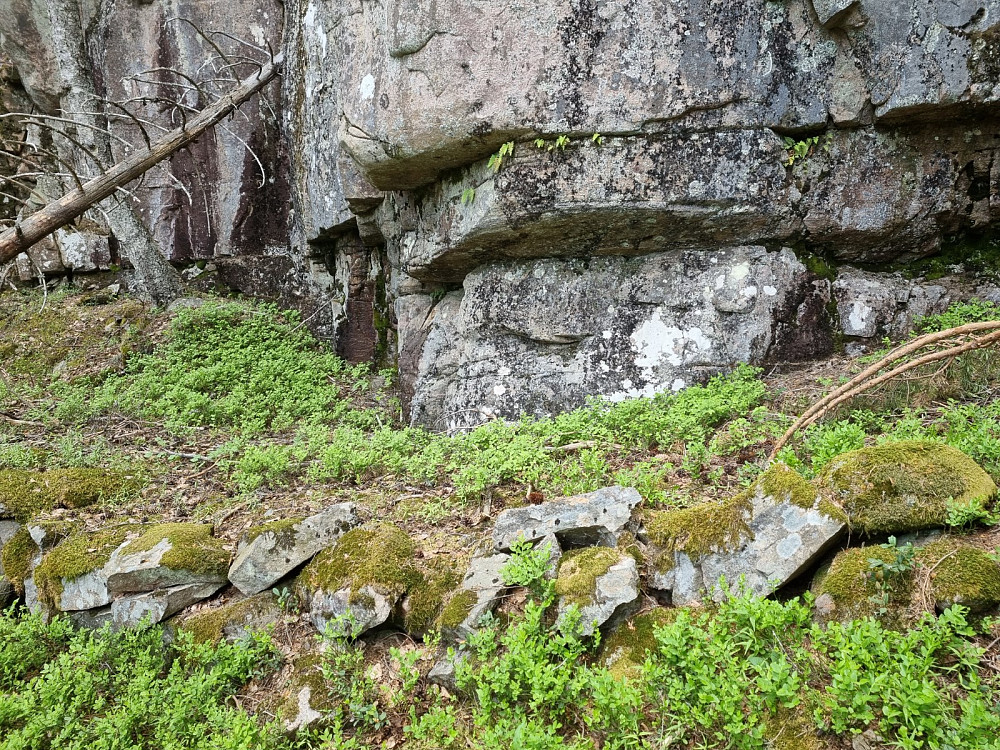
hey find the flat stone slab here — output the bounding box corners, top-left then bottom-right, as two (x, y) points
(229, 503), (362, 595)
(493, 486), (641, 551)
(651, 468), (845, 605)
(57, 569), (111, 611)
(112, 581), (225, 629)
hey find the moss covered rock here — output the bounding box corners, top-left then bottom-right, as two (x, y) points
(178, 591), (285, 644)
(436, 552), (509, 640)
(402, 556), (463, 636)
(818, 441), (996, 533)
(0, 520), (23, 605)
(554, 547), (640, 635)
(32, 526), (134, 611)
(812, 545), (914, 623)
(647, 464), (845, 605)
(0, 468), (136, 522)
(104, 523), (230, 594)
(919, 538), (1000, 614)
(1, 525), (40, 595)
(297, 523), (425, 635)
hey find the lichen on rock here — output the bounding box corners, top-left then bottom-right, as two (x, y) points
(818, 441), (997, 533)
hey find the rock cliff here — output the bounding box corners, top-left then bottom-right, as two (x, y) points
(3, 0), (1000, 423)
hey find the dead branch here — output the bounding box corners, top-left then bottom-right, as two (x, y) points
(0, 53), (282, 266)
(769, 321), (1000, 460)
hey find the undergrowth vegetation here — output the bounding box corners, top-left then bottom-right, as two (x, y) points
(4, 577), (1000, 749)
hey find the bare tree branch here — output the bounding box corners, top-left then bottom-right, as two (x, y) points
(0, 53), (282, 266)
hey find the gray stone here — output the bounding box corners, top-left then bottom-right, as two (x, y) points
(305, 584), (395, 636)
(833, 268), (951, 342)
(409, 248), (831, 429)
(539, 534), (562, 580)
(56, 569), (111, 611)
(68, 606), (114, 630)
(111, 582), (226, 629)
(651, 474), (845, 605)
(556, 552), (641, 636)
(442, 553), (509, 640)
(104, 535), (228, 595)
(283, 686), (325, 733)
(427, 650), (467, 693)
(493, 487), (641, 551)
(229, 503), (362, 596)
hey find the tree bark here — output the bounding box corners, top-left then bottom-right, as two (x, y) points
(2, 0), (281, 304)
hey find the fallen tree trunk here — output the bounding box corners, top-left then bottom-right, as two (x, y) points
(0, 54), (282, 266)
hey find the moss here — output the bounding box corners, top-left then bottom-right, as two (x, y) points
(1, 525), (36, 594)
(118, 523), (230, 576)
(919, 538), (1000, 612)
(242, 517), (304, 547)
(800, 253), (837, 282)
(819, 441), (996, 533)
(278, 652), (334, 724)
(764, 704), (825, 750)
(404, 557), (461, 634)
(645, 493), (753, 571)
(757, 463), (826, 512)
(299, 523), (421, 603)
(814, 546), (914, 622)
(554, 547), (621, 608)
(0, 468), (136, 522)
(33, 526), (133, 606)
(180, 591), (281, 644)
(438, 589), (478, 630)
(599, 608), (679, 679)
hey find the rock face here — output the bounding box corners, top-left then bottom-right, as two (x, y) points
(3, 0), (1000, 412)
(493, 486), (641, 551)
(229, 504), (363, 595)
(648, 464), (846, 605)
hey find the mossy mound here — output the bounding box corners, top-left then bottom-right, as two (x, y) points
(919, 538), (1000, 614)
(33, 526), (134, 606)
(818, 441), (996, 533)
(118, 523), (230, 575)
(813, 546), (914, 623)
(645, 494), (753, 571)
(179, 591), (283, 644)
(0, 468), (136, 522)
(554, 547), (622, 608)
(599, 608), (679, 679)
(403, 557), (462, 635)
(277, 652), (333, 730)
(299, 523), (422, 604)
